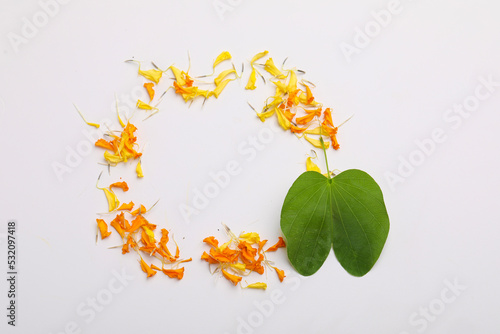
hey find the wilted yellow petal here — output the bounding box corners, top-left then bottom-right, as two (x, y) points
(136, 100), (157, 111)
(136, 160), (144, 178)
(213, 51), (232, 68)
(138, 67), (162, 84)
(74, 104), (100, 128)
(103, 188), (119, 212)
(230, 263), (247, 271)
(244, 282), (267, 290)
(104, 151), (123, 164)
(250, 50), (269, 65)
(264, 58), (285, 79)
(256, 108), (275, 122)
(214, 69), (236, 86)
(212, 78), (233, 98)
(169, 66), (187, 86)
(115, 97), (126, 128)
(287, 70), (297, 92)
(304, 135), (330, 149)
(245, 68), (257, 90)
(306, 157), (322, 173)
(239, 232), (260, 243)
(276, 108), (291, 130)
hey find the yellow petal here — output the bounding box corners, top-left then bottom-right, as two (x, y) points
(138, 67), (162, 84)
(230, 263), (247, 271)
(74, 104), (100, 128)
(304, 135), (330, 149)
(244, 282), (267, 290)
(276, 108), (291, 130)
(104, 151), (123, 164)
(256, 108), (275, 122)
(245, 68), (257, 90)
(103, 188), (119, 212)
(136, 160), (144, 178)
(306, 157), (322, 173)
(250, 50), (269, 65)
(169, 66), (187, 86)
(115, 96), (126, 128)
(213, 51), (232, 68)
(264, 58), (285, 79)
(239, 232), (260, 243)
(287, 70), (297, 92)
(212, 78), (233, 98)
(214, 69), (236, 86)
(136, 100), (156, 111)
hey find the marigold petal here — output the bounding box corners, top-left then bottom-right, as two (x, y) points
(138, 67), (162, 84)
(109, 181), (129, 192)
(266, 237), (286, 252)
(117, 201), (135, 211)
(244, 282), (267, 290)
(213, 51), (232, 68)
(139, 258), (156, 278)
(143, 82), (155, 102)
(96, 219), (111, 239)
(222, 269), (242, 286)
(136, 160), (144, 178)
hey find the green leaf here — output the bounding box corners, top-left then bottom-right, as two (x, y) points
(280, 170), (390, 277)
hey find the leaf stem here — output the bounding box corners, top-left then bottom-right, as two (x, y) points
(319, 137), (331, 179)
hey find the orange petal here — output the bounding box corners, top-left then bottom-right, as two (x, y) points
(266, 237), (286, 252)
(203, 236), (219, 248)
(222, 269), (242, 286)
(95, 139), (115, 151)
(117, 201), (135, 211)
(143, 82), (155, 102)
(109, 181), (129, 192)
(139, 258), (156, 278)
(96, 219), (111, 239)
(201, 251), (219, 264)
(273, 267), (286, 282)
(131, 204), (147, 216)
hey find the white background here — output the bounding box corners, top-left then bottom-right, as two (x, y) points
(1, 0), (500, 333)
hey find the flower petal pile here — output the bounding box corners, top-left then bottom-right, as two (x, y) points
(248, 51), (340, 150)
(95, 181), (191, 279)
(201, 225), (286, 288)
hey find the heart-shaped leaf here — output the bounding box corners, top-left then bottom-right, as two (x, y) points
(280, 170), (390, 277)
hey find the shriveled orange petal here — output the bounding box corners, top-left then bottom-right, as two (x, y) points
(203, 236), (219, 248)
(95, 139), (115, 151)
(96, 219), (111, 239)
(266, 237), (286, 252)
(109, 181), (129, 192)
(131, 204), (147, 216)
(222, 269), (242, 286)
(117, 201), (134, 211)
(139, 258), (156, 278)
(144, 82), (155, 102)
(110, 213), (126, 238)
(273, 267), (285, 282)
(201, 251), (219, 264)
